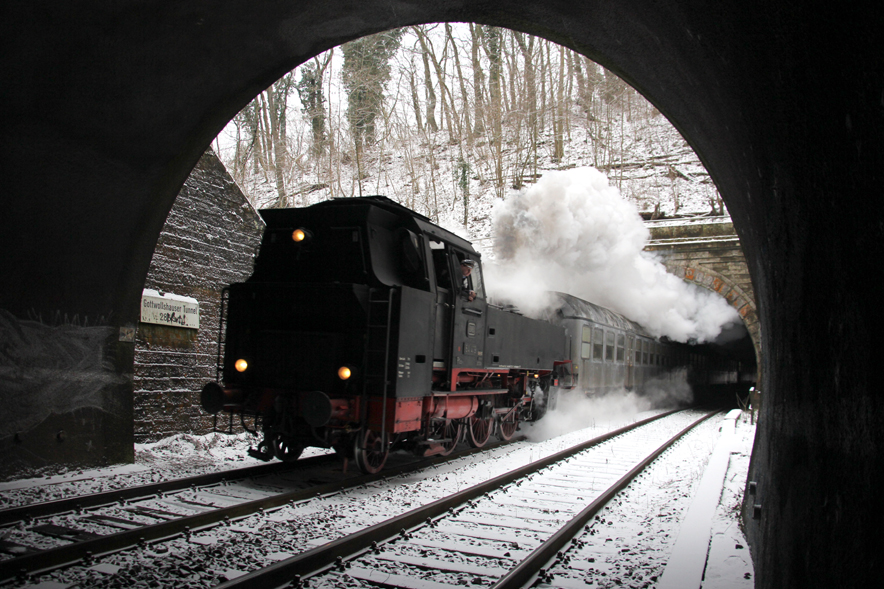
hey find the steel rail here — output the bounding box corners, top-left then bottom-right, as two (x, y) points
(0, 455), (335, 527)
(492, 409), (719, 589)
(0, 430), (522, 581)
(214, 408), (684, 589)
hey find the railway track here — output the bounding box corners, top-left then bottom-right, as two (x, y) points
(214, 409), (717, 589)
(0, 455), (336, 525)
(0, 428), (527, 585)
(0, 408), (714, 588)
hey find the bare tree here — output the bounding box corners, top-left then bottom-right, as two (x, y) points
(553, 45), (566, 162)
(418, 35), (438, 133)
(514, 32), (538, 180)
(342, 29), (404, 193)
(484, 26), (504, 196)
(215, 24), (725, 224)
(297, 52), (333, 158)
(446, 24), (471, 144)
(408, 56), (423, 133)
(469, 23), (486, 136)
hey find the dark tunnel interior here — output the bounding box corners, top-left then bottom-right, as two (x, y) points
(1, 2), (882, 587)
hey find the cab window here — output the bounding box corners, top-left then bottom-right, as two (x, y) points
(454, 251), (485, 300)
(430, 240), (451, 290)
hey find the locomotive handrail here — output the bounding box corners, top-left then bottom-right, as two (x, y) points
(360, 287), (396, 450)
(380, 288), (395, 446)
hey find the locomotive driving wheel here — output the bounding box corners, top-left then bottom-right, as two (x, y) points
(466, 415), (494, 448)
(354, 429), (390, 474)
(428, 419), (462, 456)
(271, 434), (304, 462)
(497, 409), (519, 441)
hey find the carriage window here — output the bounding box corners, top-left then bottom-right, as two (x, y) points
(593, 327), (604, 360)
(605, 331), (615, 361)
(616, 334), (625, 363)
(581, 326), (591, 359)
(643, 340), (649, 365)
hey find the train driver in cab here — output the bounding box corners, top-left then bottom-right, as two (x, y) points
(460, 259), (477, 301)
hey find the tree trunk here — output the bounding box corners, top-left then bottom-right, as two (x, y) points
(485, 26), (503, 196)
(409, 63), (423, 133)
(422, 47), (438, 133)
(447, 24), (471, 143)
(470, 23), (485, 136)
(266, 88), (288, 207)
(554, 45), (566, 162)
(515, 32), (537, 180)
(415, 26), (457, 139)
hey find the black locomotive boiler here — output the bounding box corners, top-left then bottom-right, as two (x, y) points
(200, 196), (713, 473)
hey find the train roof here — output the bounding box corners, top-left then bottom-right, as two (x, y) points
(259, 196), (477, 255)
(552, 292), (654, 338)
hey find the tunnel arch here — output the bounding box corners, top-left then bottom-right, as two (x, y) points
(3, 3), (882, 589)
(2, 2), (771, 323)
(666, 262), (761, 374)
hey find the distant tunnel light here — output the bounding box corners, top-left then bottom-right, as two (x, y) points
(235, 359), (249, 373)
(338, 366), (352, 380)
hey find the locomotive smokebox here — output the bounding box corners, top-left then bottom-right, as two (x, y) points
(200, 382), (242, 414)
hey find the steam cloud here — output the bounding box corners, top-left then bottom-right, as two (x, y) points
(525, 368), (694, 442)
(485, 167), (740, 343)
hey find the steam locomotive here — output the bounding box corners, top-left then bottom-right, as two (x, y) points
(200, 196), (712, 473)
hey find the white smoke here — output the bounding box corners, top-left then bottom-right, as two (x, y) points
(525, 368), (694, 442)
(485, 167), (739, 342)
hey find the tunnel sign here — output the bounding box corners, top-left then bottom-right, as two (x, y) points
(141, 289), (199, 329)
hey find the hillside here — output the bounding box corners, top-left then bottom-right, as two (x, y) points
(213, 25), (728, 262)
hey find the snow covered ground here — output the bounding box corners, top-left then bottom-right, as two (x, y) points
(0, 408), (756, 588)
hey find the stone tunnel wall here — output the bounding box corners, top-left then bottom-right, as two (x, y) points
(134, 150), (263, 442)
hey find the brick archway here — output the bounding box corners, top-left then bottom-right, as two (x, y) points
(667, 263), (761, 375)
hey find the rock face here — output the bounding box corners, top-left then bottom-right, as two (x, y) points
(134, 150), (263, 442)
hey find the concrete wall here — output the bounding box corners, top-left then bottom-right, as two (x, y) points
(134, 150), (263, 442)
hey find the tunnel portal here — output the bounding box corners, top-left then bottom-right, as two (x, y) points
(1, 2), (882, 587)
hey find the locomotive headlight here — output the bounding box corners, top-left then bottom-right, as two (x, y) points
(337, 366), (353, 380)
(292, 228), (313, 243)
(235, 359), (249, 373)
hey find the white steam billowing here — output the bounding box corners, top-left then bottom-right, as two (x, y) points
(526, 368), (693, 442)
(485, 167), (739, 343)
